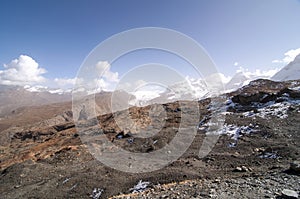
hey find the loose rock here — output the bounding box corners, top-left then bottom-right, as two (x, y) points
(281, 189), (299, 199)
(290, 161), (300, 173)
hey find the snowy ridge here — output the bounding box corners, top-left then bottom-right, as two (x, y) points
(24, 85), (72, 94)
(272, 54), (300, 81)
(166, 77), (209, 100)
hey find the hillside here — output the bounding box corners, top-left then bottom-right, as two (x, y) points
(0, 85), (71, 118)
(0, 79), (299, 198)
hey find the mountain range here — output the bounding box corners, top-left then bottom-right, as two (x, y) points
(0, 53), (299, 127)
(153, 53), (300, 103)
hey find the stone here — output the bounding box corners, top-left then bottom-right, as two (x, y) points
(241, 166), (249, 172)
(213, 179), (221, 183)
(281, 189), (299, 198)
(233, 166), (249, 172)
(254, 147), (265, 152)
(234, 167), (243, 172)
(290, 161), (300, 173)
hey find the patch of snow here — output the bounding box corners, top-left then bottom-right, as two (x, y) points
(23, 85), (71, 94)
(90, 188), (104, 199)
(48, 88), (65, 94)
(243, 99), (300, 119)
(290, 85), (300, 91)
(225, 98), (236, 109)
(290, 80), (300, 88)
(24, 85), (49, 92)
(259, 152), (279, 159)
(199, 115), (257, 146)
(209, 124), (258, 147)
(216, 124), (255, 141)
(129, 180), (150, 193)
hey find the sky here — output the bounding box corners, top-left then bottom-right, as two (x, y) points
(0, 0), (300, 89)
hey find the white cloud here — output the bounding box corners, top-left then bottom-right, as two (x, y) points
(204, 73), (231, 87)
(249, 68), (279, 78)
(94, 61), (119, 92)
(272, 48), (300, 64)
(71, 61), (120, 94)
(216, 73), (231, 84)
(234, 62), (239, 66)
(272, 60), (281, 64)
(0, 55), (47, 86)
(94, 78), (108, 90)
(95, 61), (119, 82)
(236, 66), (279, 79)
(54, 77), (78, 87)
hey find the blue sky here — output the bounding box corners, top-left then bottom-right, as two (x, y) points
(0, 0), (300, 88)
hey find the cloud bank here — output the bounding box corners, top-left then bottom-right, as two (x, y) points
(96, 61), (119, 82)
(272, 48), (300, 64)
(0, 55), (47, 86)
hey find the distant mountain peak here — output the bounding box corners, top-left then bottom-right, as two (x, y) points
(272, 53), (300, 81)
(294, 53), (300, 61)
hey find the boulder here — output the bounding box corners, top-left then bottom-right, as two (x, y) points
(281, 189), (299, 199)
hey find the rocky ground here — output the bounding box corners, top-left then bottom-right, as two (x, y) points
(112, 171), (300, 199)
(0, 79), (300, 198)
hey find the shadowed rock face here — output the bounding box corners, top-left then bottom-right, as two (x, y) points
(231, 88), (300, 106)
(0, 79), (300, 198)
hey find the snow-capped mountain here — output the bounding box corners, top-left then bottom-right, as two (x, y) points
(167, 77), (209, 100)
(272, 54), (300, 81)
(225, 68), (280, 92)
(225, 71), (251, 92)
(24, 85), (72, 94)
(129, 71), (276, 105)
(142, 78), (210, 105)
(14, 61), (288, 108)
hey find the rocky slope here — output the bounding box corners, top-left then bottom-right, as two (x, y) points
(112, 171), (300, 199)
(0, 79), (300, 198)
(0, 90), (135, 132)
